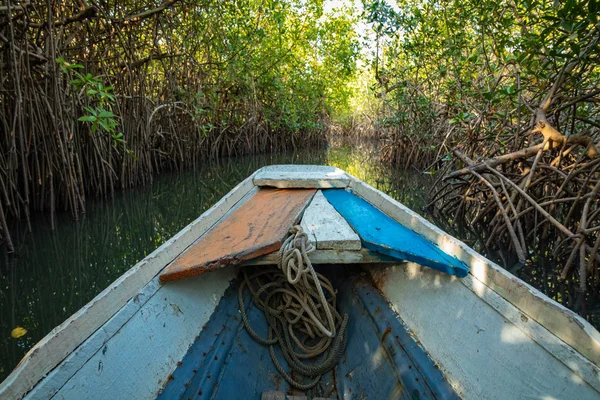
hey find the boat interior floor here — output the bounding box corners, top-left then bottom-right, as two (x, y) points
(157, 266), (459, 400)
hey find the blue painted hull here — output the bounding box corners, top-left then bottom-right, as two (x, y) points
(158, 267), (458, 400)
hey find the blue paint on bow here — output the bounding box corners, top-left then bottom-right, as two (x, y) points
(322, 189), (469, 277)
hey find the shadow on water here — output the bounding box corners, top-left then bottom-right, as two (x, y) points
(0, 139), (434, 380)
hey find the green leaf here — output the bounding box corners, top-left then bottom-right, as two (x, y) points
(483, 91), (495, 101)
(98, 110), (115, 118)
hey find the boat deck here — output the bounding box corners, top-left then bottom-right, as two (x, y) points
(157, 267), (458, 400)
(159, 185), (469, 283)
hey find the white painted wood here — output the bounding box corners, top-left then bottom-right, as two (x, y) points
(349, 176), (600, 367)
(459, 273), (600, 394)
(300, 191), (361, 250)
(25, 187), (260, 400)
(25, 280), (162, 400)
(49, 268), (236, 400)
(0, 174), (257, 400)
(254, 165), (349, 188)
(368, 263), (600, 399)
(247, 248), (394, 265)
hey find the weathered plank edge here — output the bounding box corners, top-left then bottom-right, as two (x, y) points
(159, 241), (279, 282)
(0, 174), (257, 400)
(253, 165), (350, 189)
(349, 176), (600, 368)
(254, 177), (350, 189)
(246, 248), (396, 265)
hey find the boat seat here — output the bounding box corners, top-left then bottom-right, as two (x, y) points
(254, 165), (350, 189)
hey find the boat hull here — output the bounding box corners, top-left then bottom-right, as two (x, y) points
(372, 263), (600, 399)
(2, 165), (599, 400)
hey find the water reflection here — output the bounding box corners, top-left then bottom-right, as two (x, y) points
(0, 139), (433, 380)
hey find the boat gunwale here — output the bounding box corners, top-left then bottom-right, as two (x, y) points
(346, 175), (600, 377)
(0, 173), (258, 400)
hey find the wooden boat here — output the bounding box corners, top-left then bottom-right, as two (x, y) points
(2, 165), (600, 400)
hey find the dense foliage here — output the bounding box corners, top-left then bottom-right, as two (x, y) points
(362, 0), (600, 320)
(363, 0), (599, 162)
(0, 0), (358, 247)
(2, 0), (600, 332)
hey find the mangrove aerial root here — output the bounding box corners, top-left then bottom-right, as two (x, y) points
(430, 140), (600, 317)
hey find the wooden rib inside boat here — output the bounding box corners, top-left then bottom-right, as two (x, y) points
(2, 165), (600, 400)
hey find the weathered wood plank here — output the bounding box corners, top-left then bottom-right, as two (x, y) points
(0, 174), (257, 400)
(300, 190), (361, 250)
(369, 263), (600, 398)
(49, 269), (236, 400)
(323, 189), (469, 277)
(246, 248), (396, 265)
(254, 165), (349, 188)
(160, 188), (316, 282)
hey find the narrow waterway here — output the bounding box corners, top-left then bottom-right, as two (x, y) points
(0, 139), (434, 380)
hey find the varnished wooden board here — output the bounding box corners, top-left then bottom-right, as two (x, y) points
(254, 165), (349, 188)
(160, 188), (316, 282)
(300, 191), (361, 250)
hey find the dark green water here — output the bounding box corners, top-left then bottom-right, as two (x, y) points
(0, 140), (433, 380)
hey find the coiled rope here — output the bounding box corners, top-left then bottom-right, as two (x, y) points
(238, 225), (348, 390)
